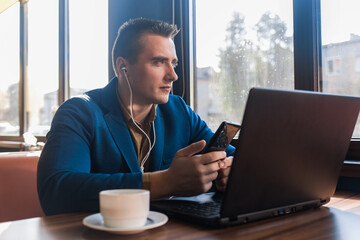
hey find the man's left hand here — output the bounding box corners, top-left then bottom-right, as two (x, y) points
(215, 156), (233, 192)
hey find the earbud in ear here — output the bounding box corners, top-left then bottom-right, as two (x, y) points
(120, 65), (127, 72)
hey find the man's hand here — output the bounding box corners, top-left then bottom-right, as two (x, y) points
(150, 140), (226, 199)
(215, 156), (233, 192)
(166, 140), (226, 196)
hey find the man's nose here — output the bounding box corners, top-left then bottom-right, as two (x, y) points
(167, 64), (178, 82)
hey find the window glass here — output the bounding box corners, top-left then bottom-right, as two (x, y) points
(0, 3), (20, 135)
(69, 0), (108, 97)
(195, 0), (294, 131)
(27, 0), (58, 136)
(321, 0), (360, 137)
(355, 56), (360, 72)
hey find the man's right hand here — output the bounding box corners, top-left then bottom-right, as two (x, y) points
(149, 140), (226, 199)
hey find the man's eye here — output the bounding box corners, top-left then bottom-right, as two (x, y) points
(155, 59), (165, 64)
(172, 62), (178, 68)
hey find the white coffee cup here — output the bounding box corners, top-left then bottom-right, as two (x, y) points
(99, 189), (149, 229)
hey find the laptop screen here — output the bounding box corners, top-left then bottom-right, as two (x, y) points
(221, 88), (360, 218)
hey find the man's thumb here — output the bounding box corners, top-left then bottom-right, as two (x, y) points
(175, 140), (206, 157)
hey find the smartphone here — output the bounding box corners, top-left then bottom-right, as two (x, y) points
(202, 121), (241, 154)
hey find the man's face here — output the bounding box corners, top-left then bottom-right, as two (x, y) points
(126, 33), (178, 106)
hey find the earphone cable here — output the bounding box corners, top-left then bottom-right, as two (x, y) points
(123, 70), (156, 173)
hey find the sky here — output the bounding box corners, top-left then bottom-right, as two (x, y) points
(321, 0), (360, 44)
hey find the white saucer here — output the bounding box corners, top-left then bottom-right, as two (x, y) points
(82, 211), (168, 235)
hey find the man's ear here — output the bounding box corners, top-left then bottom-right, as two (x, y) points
(116, 57), (128, 75)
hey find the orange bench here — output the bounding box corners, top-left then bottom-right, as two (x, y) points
(0, 151), (45, 222)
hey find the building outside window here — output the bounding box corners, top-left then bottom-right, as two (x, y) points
(355, 56), (360, 72)
(325, 57), (341, 75)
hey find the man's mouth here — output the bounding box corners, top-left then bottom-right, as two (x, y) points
(160, 86), (172, 91)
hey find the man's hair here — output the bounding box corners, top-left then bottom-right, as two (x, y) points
(112, 18), (179, 76)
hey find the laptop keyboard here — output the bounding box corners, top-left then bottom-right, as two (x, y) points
(171, 200), (221, 218)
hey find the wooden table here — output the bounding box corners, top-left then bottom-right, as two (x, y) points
(1, 191), (360, 240)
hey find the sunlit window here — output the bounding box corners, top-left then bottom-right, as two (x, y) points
(27, 0), (58, 136)
(195, 0), (294, 131)
(69, 0), (108, 97)
(0, 3), (20, 136)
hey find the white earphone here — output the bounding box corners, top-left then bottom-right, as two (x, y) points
(121, 65), (156, 173)
(120, 65), (127, 73)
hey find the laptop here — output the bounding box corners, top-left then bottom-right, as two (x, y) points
(151, 87), (360, 227)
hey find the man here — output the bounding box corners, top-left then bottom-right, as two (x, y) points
(37, 18), (234, 215)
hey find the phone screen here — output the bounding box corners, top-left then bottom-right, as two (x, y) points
(203, 121), (241, 153)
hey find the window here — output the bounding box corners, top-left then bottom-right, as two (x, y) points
(195, 0), (294, 131)
(321, 0), (360, 138)
(27, 0), (58, 136)
(0, 3), (19, 136)
(325, 57), (341, 75)
(0, 0), (108, 141)
(69, 0), (108, 97)
(194, 0), (360, 161)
